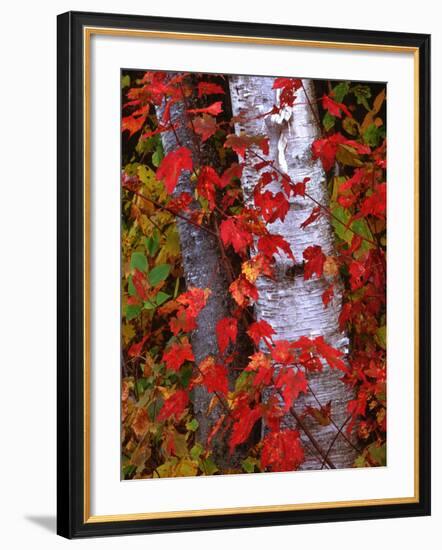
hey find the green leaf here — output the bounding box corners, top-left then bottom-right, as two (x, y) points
(130, 251), (148, 272)
(152, 147), (164, 168)
(148, 398), (162, 421)
(190, 443), (204, 460)
(352, 84), (372, 110)
(135, 137), (155, 155)
(367, 442), (386, 466)
(127, 275), (137, 296)
(336, 144), (364, 167)
(155, 291), (170, 306)
(122, 464), (136, 478)
(354, 454), (368, 468)
(242, 457), (258, 473)
(121, 74), (130, 89)
(173, 276), (180, 299)
(323, 111), (335, 132)
(136, 378), (151, 395)
(331, 176), (347, 202)
(375, 325), (387, 350)
(156, 458), (178, 478)
(363, 123), (385, 147)
(332, 81), (350, 103)
(125, 303), (141, 321)
(235, 371), (252, 392)
(180, 363), (194, 388)
(145, 231), (160, 257)
(186, 418), (199, 432)
(342, 116), (359, 136)
(201, 458), (218, 475)
(137, 164), (155, 185)
(148, 264), (171, 286)
(330, 202), (374, 257)
(174, 459), (198, 477)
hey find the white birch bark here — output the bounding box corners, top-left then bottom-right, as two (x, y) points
(229, 76), (357, 469)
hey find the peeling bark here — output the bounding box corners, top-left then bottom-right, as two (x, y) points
(229, 75), (357, 469)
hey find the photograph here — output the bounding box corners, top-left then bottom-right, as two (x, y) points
(120, 70), (387, 479)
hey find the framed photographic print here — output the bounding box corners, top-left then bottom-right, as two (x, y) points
(57, 11), (431, 538)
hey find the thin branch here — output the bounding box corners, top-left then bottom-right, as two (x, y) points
(301, 81), (322, 131)
(307, 383), (361, 454)
(320, 415), (353, 469)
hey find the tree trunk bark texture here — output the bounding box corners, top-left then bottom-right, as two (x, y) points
(229, 75), (357, 469)
(157, 79), (253, 469)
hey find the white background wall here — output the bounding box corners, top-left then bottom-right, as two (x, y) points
(0, 0), (439, 547)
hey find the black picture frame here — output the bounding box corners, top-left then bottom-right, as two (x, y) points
(57, 10), (431, 539)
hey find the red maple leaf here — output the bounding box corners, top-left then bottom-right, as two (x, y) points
(187, 101), (223, 116)
(348, 260), (367, 290)
(193, 114), (218, 142)
(169, 309), (198, 335)
(281, 176), (310, 198)
(132, 269), (149, 300)
(272, 78), (302, 108)
(170, 287), (211, 335)
(247, 320), (275, 346)
(338, 194), (358, 208)
(177, 287), (210, 317)
(359, 183), (386, 219)
(272, 77), (300, 90)
(254, 189), (290, 223)
(322, 284), (334, 308)
(156, 146), (193, 194)
(224, 134), (269, 159)
(245, 352), (273, 387)
(322, 94), (353, 119)
(229, 402), (262, 453)
(257, 234), (294, 261)
(312, 133), (370, 172)
(220, 163), (244, 188)
(197, 82), (225, 97)
(162, 339), (194, 372)
(197, 166), (222, 210)
(262, 397), (285, 431)
(199, 356), (229, 396)
(127, 334), (150, 358)
(300, 206), (322, 229)
(220, 217), (253, 255)
(339, 302), (352, 331)
(216, 317), (238, 355)
(275, 368), (307, 410)
(303, 245), (326, 279)
(338, 168), (365, 193)
(271, 340), (295, 366)
(167, 191), (193, 213)
(122, 104), (149, 137)
(314, 336), (348, 372)
(157, 390), (189, 422)
(229, 276), (258, 307)
(261, 430), (304, 472)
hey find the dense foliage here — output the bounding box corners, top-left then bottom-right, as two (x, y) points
(121, 71), (386, 479)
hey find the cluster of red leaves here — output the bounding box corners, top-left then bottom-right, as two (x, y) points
(121, 71), (387, 478)
(261, 430), (304, 472)
(311, 85), (387, 460)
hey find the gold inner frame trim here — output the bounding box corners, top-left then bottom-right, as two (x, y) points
(83, 26), (420, 524)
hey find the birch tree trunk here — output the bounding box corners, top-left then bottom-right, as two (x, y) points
(229, 76), (357, 469)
